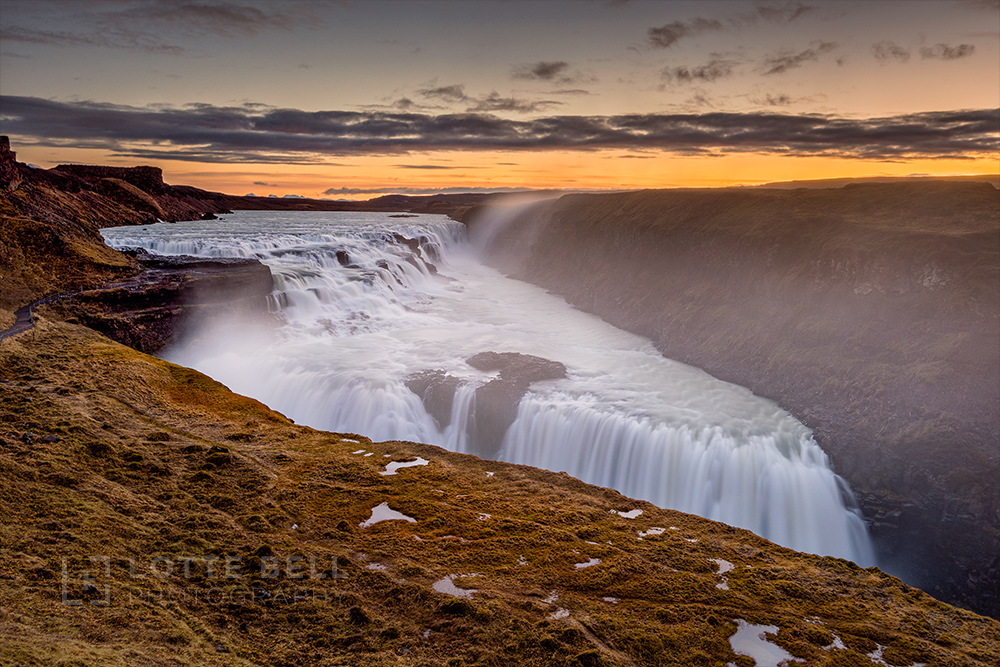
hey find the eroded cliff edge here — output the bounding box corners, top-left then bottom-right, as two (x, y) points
(470, 183), (1000, 617)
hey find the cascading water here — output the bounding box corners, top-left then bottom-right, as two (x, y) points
(101, 210), (874, 564)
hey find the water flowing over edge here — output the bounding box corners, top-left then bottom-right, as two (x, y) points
(101, 210), (874, 564)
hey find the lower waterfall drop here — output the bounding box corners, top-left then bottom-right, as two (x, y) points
(101, 210), (874, 565)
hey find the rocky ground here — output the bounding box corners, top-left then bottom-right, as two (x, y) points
(2, 318), (998, 666)
(471, 183), (1000, 618)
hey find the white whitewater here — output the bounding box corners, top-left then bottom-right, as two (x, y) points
(102, 210), (874, 564)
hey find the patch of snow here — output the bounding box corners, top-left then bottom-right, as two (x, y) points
(611, 509), (643, 519)
(602, 597), (619, 604)
(710, 558), (735, 575)
(669, 526), (678, 530)
(543, 590), (559, 604)
(517, 555), (528, 566)
(549, 608), (570, 620)
(380, 456), (429, 476)
(363, 452), (374, 457)
(422, 629), (431, 639)
(343, 439), (360, 443)
(485, 471), (494, 477)
(822, 635), (846, 651)
(359, 502), (417, 528)
(352, 449), (366, 454)
(728, 619), (804, 667)
(384, 454), (391, 457)
(476, 513), (491, 521)
(413, 535), (424, 541)
(575, 557), (602, 570)
(805, 616), (823, 625)
(585, 541), (599, 545)
(684, 538), (698, 543)
(639, 527), (666, 538)
(432, 574), (479, 599)
(866, 644), (926, 667)
(366, 563), (388, 571)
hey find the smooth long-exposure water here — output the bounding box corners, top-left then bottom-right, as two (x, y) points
(102, 210), (873, 564)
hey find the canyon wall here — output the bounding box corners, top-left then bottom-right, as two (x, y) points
(471, 182), (1000, 617)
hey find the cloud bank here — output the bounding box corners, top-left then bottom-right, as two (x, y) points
(1, 96), (996, 162)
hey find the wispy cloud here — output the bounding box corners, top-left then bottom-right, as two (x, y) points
(512, 61), (570, 81)
(920, 43), (976, 60)
(415, 84), (562, 114)
(0, 24), (185, 54)
(647, 18), (724, 49)
(662, 58), (740, 84)
(872, 40), (911, 64)
(323, 185), (533, 196)
(647, 3), (816, 48)
(761, 41), (837, 74)
(2, 96), (995, 162)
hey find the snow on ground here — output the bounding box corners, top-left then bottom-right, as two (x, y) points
(359, 502), (417, 528)
(379, 456), (429, 476)
(431, 574), (480, 599)
(728, 619), (804, 666)
(639, 527), (666, 538)
(611, 509), (643, 519)
(574, 557), (601, 569)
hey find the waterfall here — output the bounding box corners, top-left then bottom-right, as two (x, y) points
(102, 210), (874, 565)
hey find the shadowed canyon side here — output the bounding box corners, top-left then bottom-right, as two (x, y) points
(468, 184), (1000, 617)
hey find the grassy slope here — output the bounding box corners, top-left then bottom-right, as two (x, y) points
(2, 318), (998, 666)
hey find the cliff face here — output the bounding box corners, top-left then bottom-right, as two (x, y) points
(472, 183), (1000, 617)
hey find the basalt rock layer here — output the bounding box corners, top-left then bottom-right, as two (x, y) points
(470, 183), (1000, 617)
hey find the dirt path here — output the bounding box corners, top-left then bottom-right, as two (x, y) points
(0, 292), (77, 343)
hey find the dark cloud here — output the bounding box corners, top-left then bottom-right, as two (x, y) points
(872, 40), (911, 64)
(511, 61), (570, 81)
(0, 24), (185, 54)
(648, 18), (723, 49)
(2, 96), (996, 162)
(106, 2), (298, 37)
(750, 2), (816, 24)
(417, 85), (562, 113)
(646, 3), (815, 49)
(761, 41), (837, 74)
(920, 43), (976, 60)
(393, 164), (464, 170)
(418, 84), (469, 103)
(465, 92), (563, 114)
(323, 186), (533, 196)
(252, 180), (275, 186)
(662, 58), (739, 84)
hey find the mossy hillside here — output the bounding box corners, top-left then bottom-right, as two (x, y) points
(1, 318), (998, 666)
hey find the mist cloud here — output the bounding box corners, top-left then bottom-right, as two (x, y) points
(2, 96), (996, 162)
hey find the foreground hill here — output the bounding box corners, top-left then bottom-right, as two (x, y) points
(471, 183), (1000, 617)
(1, 318), (998, 666)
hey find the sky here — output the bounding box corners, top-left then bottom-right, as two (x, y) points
(0, 0), (997, 198)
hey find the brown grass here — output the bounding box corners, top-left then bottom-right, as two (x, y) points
(1, 318), (997, 666)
